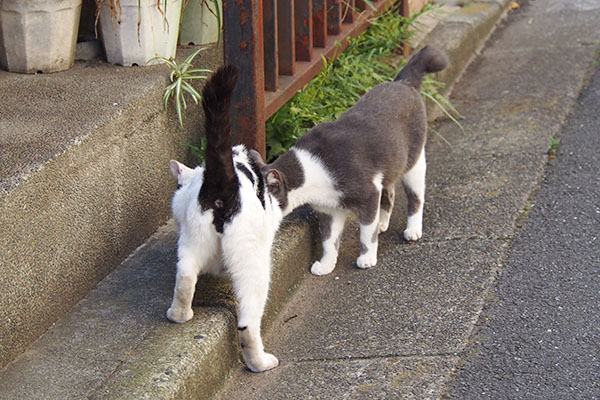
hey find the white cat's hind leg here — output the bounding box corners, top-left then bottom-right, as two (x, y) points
(356, 173), (384, 269)
(167, 244), (207, 323)
(378, 185), (396, 233)
(402, 149), (426, 241)
(225, 236), (278, 372)
(233, 265), (278, 372)
(311, 208), (348, 276)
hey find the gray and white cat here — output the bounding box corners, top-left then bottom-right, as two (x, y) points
(166, 66), (286, 372)
(253, 46), (448, 276)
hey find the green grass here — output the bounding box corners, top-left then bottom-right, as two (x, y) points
(265, 3), (461, 161)
(548, 137), (560, 157)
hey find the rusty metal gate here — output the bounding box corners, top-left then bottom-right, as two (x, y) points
(223, 0), (411, 157)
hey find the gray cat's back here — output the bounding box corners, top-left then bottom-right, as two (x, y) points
(294, 79), (427, 190)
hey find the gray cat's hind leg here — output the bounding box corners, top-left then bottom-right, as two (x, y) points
(379, 185), (396, 233)
(356, 173), (384, 269)
(311, 207), (348, 276)
(402, 149), (426, 241)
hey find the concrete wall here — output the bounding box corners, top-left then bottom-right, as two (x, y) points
(0, 47), (223, 369)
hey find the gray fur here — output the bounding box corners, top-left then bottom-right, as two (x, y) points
(290, 80), (427, 223)
(381, 187), (394, 212)
(266, 47), (448, 273)
(404, 186), (421, 216)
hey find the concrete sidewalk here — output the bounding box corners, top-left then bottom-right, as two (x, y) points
(0, 0), (553, 398)
(217, 0), (600, 398)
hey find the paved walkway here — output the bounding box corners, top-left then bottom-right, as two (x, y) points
(446, 53), (600, 400)
(217, 0), (600, 398)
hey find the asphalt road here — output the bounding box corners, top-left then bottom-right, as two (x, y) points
(444, 60), (600, 399)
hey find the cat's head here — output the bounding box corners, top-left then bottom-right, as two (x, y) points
(248, 150), (290, 211)
(169, 160), (198, 187)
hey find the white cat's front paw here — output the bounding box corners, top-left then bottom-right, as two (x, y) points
(243, 351), (279, 373)
(356, 253), (377, 269)
(311, 260), (335, 276)
(403, 227), (422, 241)
(166, 307), (193, 323)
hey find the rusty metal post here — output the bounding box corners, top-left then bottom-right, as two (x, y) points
(278, 0), (295, 75)
(295, 1), (313, 61)
(264, 0), (279, 91)
(313, 0), (327, 48)
(401, 0), (410, 55)
(223, 0), (267, 157)
(343, 0), (355, 23)
(327, 0), (341, 35)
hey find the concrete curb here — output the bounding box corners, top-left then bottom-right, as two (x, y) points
(0, 1), (512, 398)
(423, 0), (512, 117)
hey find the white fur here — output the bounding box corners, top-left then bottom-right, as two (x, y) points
(283, 148), (343, 215)
(310, 206), (348, 276)
(287, 147), (426, 275)
(378, 184), (395, 233)
(402, 149), (426, 241)
(356, 173), (383, 269)
(167, 146), (282, 372)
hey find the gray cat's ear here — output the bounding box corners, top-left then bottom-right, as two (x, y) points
(265, 169), (285, 194)
(248, 149), (267, 169)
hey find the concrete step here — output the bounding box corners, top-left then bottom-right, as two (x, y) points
(0, 1), (513, 398)
(0, 46), (221, 370)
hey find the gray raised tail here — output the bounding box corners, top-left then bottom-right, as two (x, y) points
(394, 46), (449, 89)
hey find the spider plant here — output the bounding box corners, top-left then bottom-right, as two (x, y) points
(151, 47), (212, 128)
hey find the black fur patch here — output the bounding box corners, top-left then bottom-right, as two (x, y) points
(198, 66), (241, 234)
(235, 162), (255, 186)
(248, 156), (266, 210)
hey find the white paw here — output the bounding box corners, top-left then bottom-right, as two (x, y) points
(379, 220), (390, 233)
(243, 351), (279, 373)
(403, 227), (422, 241)
(310, 260), (335, 276)
(166, 307), (193, 323)
(356, 253), (377, 269)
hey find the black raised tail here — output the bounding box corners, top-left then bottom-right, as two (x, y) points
(394, 46), (448, 89)
(198, 65), (240, 232)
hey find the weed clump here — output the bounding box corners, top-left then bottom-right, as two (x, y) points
(266, 4), (460, 161)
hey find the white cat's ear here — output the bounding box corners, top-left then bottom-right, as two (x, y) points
(248, 149), (266, 169)
(169, 160), (194, 186)
(169, 160), (183, 180)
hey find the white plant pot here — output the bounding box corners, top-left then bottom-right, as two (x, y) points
(179, 0), (222, 46)
(99, 0), (183, 66)
(0, 0), (82, 73)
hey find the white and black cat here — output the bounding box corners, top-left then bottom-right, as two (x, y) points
(166, 66), (286, 372)
(253, 46), (448, 276)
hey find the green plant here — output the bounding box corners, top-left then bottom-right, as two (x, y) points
(152, 47), (212, 128)
(421, 75), (465, 139)
(265, 3), (462, 161)
(182, 137), (207, 162)
(548, 137), (560, 157)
